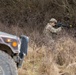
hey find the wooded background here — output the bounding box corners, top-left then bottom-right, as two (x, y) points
(0, 1), (76, 75)
(0, 0), (76, 32)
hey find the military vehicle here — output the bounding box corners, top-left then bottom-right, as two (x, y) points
(0, 31), (29, 75)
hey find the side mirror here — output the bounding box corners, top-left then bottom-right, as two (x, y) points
(19, 35), (29, 59)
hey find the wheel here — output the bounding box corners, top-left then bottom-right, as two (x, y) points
(0, 50), (18, 75)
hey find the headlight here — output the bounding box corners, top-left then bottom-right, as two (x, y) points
(5, 38), (12, 43)
(2, 37), (18, 48)
(12, 41), (18, 47)
(3, 38), (12, 43)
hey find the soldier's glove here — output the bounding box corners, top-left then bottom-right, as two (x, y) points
(70, 25), (72, 28)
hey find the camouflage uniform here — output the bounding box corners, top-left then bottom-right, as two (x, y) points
(44, 23), (61, 38)
(43, 18), (62, 45)
(43, 18), (62, 52)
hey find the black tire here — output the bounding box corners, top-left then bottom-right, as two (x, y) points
(0, 50), (18, 75)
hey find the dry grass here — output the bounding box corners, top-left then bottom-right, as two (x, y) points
(0, 24), (76, 75)
(18, 45), (47, 75)
(18, 30), (76, 75)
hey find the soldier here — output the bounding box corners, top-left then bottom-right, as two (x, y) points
(44, 18), (62, 40)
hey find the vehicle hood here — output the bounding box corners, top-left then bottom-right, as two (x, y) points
(0, 31), (18, 39)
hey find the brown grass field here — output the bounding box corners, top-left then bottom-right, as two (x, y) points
(0, 24), (76, 75)
(18, 31), (76, 75)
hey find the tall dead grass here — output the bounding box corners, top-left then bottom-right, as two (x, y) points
(17, 27), (76, 75)
(0, 23), (76, 75)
